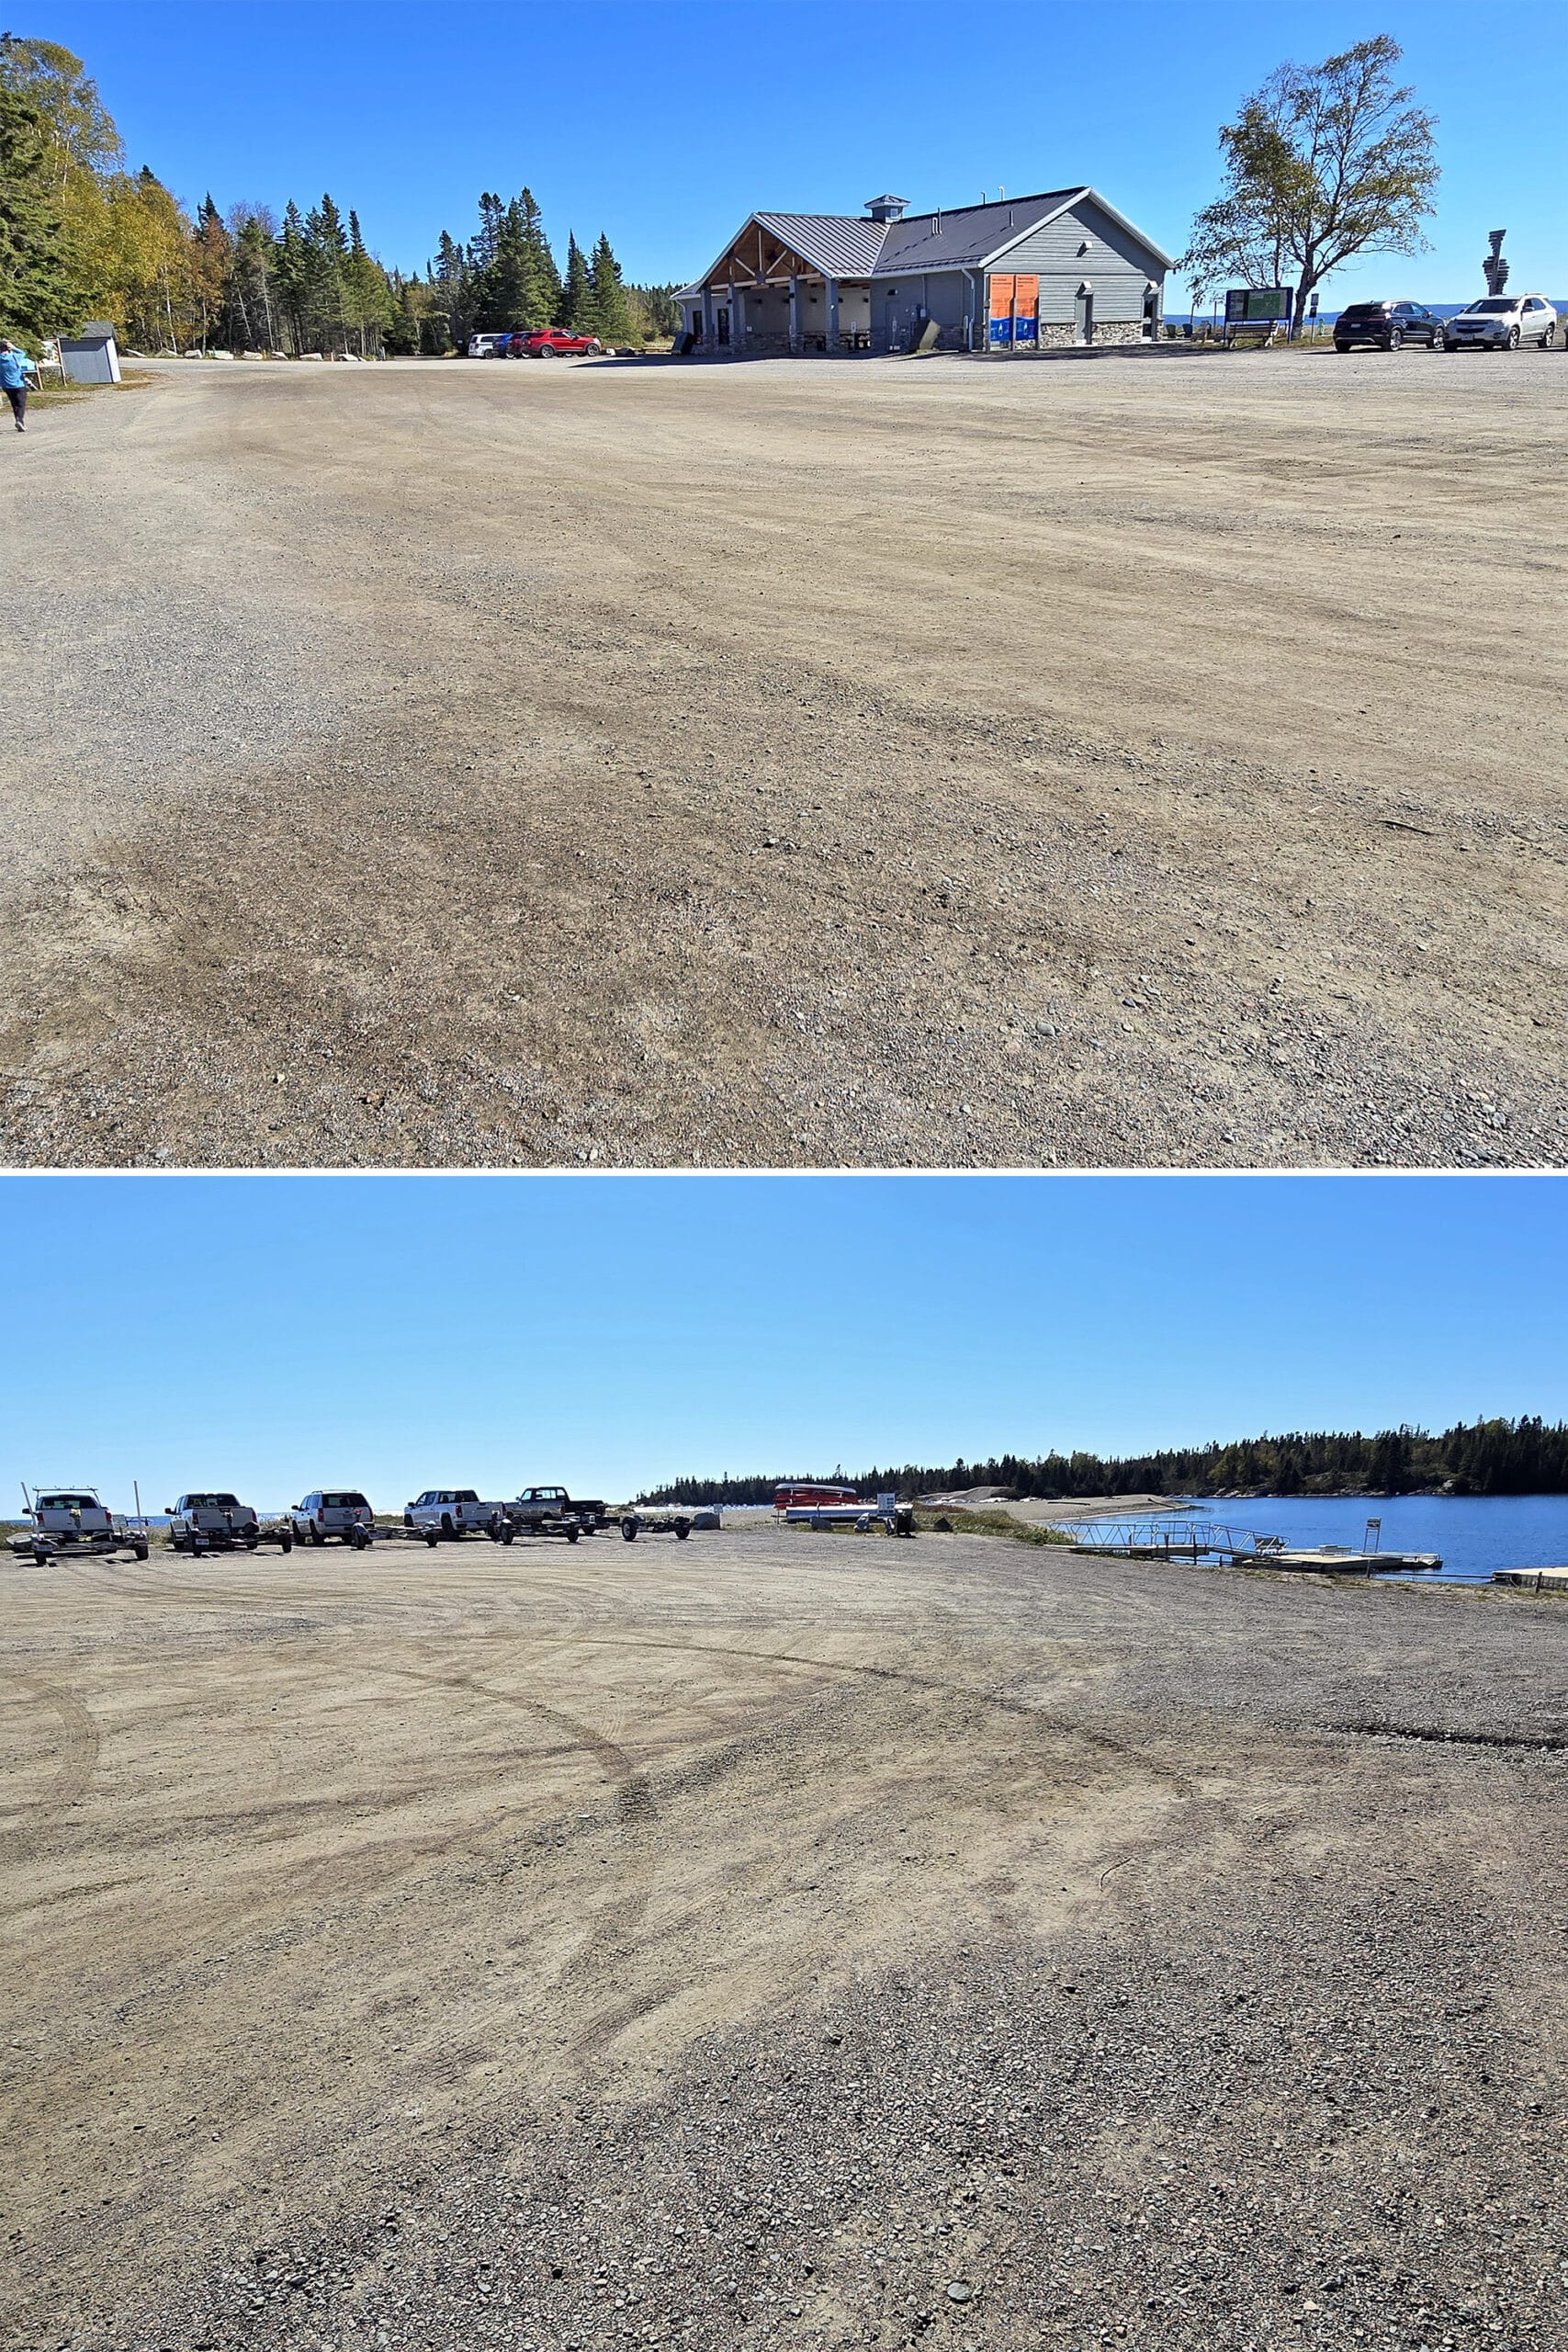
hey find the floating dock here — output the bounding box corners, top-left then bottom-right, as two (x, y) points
(1065, 1521), (1442, 1574)
(1259, 1546), (1442, 1576)
(1490, 1565), (1568, 1594)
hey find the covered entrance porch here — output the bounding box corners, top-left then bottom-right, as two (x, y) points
(681, 219), (874, 356)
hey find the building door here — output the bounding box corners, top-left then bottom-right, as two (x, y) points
(1075, 288), (1094, 344)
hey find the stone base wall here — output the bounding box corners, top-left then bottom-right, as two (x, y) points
(981, 319), (1152, 354)
(688, 317), (1156, 359)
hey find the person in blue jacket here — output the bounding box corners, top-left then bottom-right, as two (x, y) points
(0, 339), (39, 432)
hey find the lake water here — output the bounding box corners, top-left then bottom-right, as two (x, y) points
(1169, 1493), (1568, 1585)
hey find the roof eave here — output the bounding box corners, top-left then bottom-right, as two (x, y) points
(689, 212), (770, 291)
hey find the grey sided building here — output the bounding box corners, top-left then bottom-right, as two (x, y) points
(675, 187), (1174, 358)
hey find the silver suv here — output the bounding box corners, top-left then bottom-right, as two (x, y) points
(1445, 293), (1557, 350)
(289, 1489), (376, 1547)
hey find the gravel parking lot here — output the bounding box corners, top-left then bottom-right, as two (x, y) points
(1, 349), (1564, 1168)
(4, 1523), (1564, 2347)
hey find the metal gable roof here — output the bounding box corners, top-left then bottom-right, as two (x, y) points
(685, 211), (888, 291)
(679, 187), (1175, 300)
(871, 188), (1082, 275)
(752, 213), (889, 277)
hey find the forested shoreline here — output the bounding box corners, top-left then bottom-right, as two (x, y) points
(640, 1419), (1568, 1504)
(0, 33), (677, 354)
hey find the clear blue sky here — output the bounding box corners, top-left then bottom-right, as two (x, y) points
(2, 1176), (1562, 1511)
(28, 1), (1568, 301)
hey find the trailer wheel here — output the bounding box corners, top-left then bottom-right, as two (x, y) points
(133, 1540), (150, 1561)
(425, 1530), (438, 1548)
(567, 1525), (580, 1543)
(280, 1531), (293, 1553)
(622, 1519), (639, 1542)
(246, 1537), (259, 1551)
(352, 1525), (370, 1550)
(501, 1523), (514, 1545)
(675, 1521), (690, 1540)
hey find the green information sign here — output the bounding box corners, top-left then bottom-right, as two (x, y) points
(1225, 287), (1294, 324)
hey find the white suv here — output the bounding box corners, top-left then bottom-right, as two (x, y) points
(289, 1489), (377, 1547)
(403, 1487), (501, 1542)
(1445, 293), (1557, 350)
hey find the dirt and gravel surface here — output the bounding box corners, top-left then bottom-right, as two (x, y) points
(1, 348), (1564, 1169)
(4, 1523), (1564, 2349)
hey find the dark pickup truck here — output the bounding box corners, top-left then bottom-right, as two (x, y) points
(488, 1486), (608, 1543)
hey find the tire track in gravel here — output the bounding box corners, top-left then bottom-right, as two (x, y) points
(558, 1630), (1201, 1802)
(0, 1678), (101, 1861)
(393, 1667), (654, 1916)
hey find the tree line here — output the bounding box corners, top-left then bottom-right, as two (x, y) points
(640, 1419), (1568, 1505)
(0, 33), (678, 354)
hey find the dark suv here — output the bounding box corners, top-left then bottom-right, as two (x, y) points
(1334, 300), (1443, 353)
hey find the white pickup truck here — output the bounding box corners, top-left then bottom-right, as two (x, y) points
(167, 1492), (293, 1554)
(12, 1487), (150, 1562)
(403, 1487), (504, 1544)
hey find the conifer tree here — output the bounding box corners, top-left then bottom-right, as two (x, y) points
(274, 200), (308, 348)
(482, 199), (531, 327)
(0, 74), (76, 338)
(190, 191), (230, 347)
(430, 230), (471, 345)
(514, 187), (560, 324)
(558, 232), (592, 331)
(469, 191), (504, 276)
(587, 230), (632, 345)
(342, 207), (393, 354)
(303, 193), (349, 349)
(226, 209), (279, 350)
